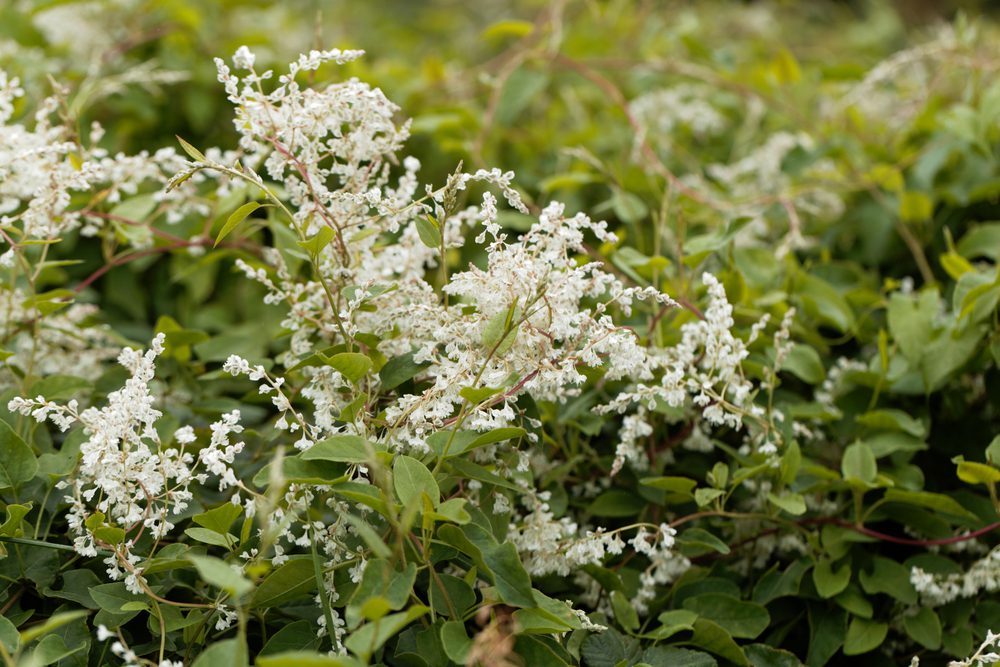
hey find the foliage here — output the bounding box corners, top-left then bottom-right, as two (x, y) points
(2, 2), (1000, 667)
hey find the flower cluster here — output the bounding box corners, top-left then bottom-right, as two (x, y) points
(598, 272), (783, 474)
(9, 335), (244, 593)
(911, 546), (1000, 606)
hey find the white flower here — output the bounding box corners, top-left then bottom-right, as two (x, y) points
(232, 45), (256, 70)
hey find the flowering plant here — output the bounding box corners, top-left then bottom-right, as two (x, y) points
(2, 3), (1000, 667)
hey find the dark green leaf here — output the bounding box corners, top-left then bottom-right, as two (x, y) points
(483, 542), (534, 608)
(812, 559), (851, 599)
(379, 352), (428, 390)
(903, 607), (941, 650)
(0, 420), (37, 490)
(252, 559), (316, 608)
(682, 594), (770, 639)
(343, 606), (428, 661)
(842, 617), (887, 655)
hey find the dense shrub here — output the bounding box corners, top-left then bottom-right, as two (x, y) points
(1, 2), (1000, 666)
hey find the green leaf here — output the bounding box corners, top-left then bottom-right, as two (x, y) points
(427, 427), (525, 458)
(415, 215), (441, 249)
(866, 432), (926, 458)
(843, 617), (887, 655)
(833, 584), (873, 619)
(695, 488), (725, 507)
(483, 542), (534, 608)
(0, 503), (31, 537)
(887, 290), (938, 363)
(379, 352), (428, 390)
(297, 226), (335, 256)
(744, 644), (801, 667)
(611, 188), (648, 224)
(26, 633), (88, 665)
(858, 556), (917, 604)
(958, 223), (1000, 261)
(796, 273), (855, 334)
(767, 492), (806, 516)
(302, 435), (383, 463)
(513, 635), (572, 667)
(841, 441), (876, 484)
(429, 497), (471, 525)
(956, 460), (1000, 485)
(588, 489), (647, 517)
(191, 638), (248, 667)
(986, 435), (1000, 465)
(581, 628), (641, 667)
(429, 573), (476, 619)
(812, 559), (851, 599)
(682, 594), (770, 640)
(360, 596), (392, 621)
(0, 616), (18, 653)
(899, 190), (933, 222)
(0, 420), (37, 490)
(330, 481), (390, 517)
(496, 68), (549, 126)
(481, 303), (520, 355)
(393, 455), (440, 508)
(640, 476), (697, 497)
(93, 525), (126, 545)
(187, 527), (232, 550)
(903, 607), (941, 650)
(216, 201), (261, 246)
(27, 375), (92, 401)
(690, 618), (750, 666)
(882, 489), (976, 519)
(677, 527), (731, 556)
(921, 321), (984, 391)
(252, 559), (316, 608)
(440, 621), (472, 664)
(343, 606), (428, 661)
(781, 344), (825, 383)
(257, 652), (362, 667)
(259, 621), (320, 656)
(610, 590), (639, 632)
(187, 554), (252, 598)
(445, 458), (522, 492)
(89, 583), (146, 614)
(176, 135), (207, 162)
(643, 609), (698, 640)
(346, 560), (417, 628)
(512, 607), (576, 635)
(807, 605), (845, 667)
(41, 569), (101, 609)
(341, 514), (392, 559)
(323, 352), (372, 383)
(752, 560), (809, 605)
(18, 610), (88, 645)
(539, 171), (600, 194)
(780, 441), (802, 485)
(459, 385), (502, 404)
(193, 502), (243, 536)
(856, 409), (926, 438)
(641, 647), (717, 667)
(481, 18), (535, 41)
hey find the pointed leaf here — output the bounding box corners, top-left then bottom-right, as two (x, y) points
(216, 201), (261, 247)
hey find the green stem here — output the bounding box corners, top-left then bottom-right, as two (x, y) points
(311, 527), (337, 651)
